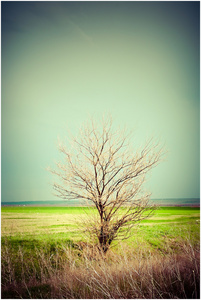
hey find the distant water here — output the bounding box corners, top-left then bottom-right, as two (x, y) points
(1, 200), (81, 207)
(151, 198), (200, 207)
(1, 198), (200, 207)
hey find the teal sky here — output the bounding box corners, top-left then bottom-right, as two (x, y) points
(2, 1), (200, 202)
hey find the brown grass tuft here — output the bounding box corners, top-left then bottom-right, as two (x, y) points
(1, 239), (200, 299)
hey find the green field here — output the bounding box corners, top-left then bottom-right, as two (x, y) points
(1, 206), (200, 299)
(2, 206), (200, 245)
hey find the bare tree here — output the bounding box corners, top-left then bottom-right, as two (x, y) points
(50, 117), (163, 253)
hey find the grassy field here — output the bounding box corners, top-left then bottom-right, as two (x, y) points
(1, 206), (200, 298)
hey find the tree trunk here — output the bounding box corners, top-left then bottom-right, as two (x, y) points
(98, 225), (113, 253)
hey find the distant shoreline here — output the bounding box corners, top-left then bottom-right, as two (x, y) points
(1, 198), (200, 207)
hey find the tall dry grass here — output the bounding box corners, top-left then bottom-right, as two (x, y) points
(1, 239), (200, 299)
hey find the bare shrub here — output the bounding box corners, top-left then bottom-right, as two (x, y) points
(50, 117), (164, 253)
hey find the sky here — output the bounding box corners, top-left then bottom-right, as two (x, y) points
(2, 1), (200, 202)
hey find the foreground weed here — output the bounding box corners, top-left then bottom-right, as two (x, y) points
(1, 237), (200, 299)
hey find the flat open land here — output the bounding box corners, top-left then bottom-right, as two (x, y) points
(2, 206), (200, 245)
(1, 206), (200, 299)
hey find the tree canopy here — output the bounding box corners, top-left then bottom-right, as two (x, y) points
(50, 118), (164, 253)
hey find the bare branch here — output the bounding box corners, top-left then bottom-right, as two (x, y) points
(49, 117), (164, 253)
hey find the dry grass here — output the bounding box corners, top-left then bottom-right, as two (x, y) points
(1, 238), (200, 299)
(1, 212), (81, 237)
